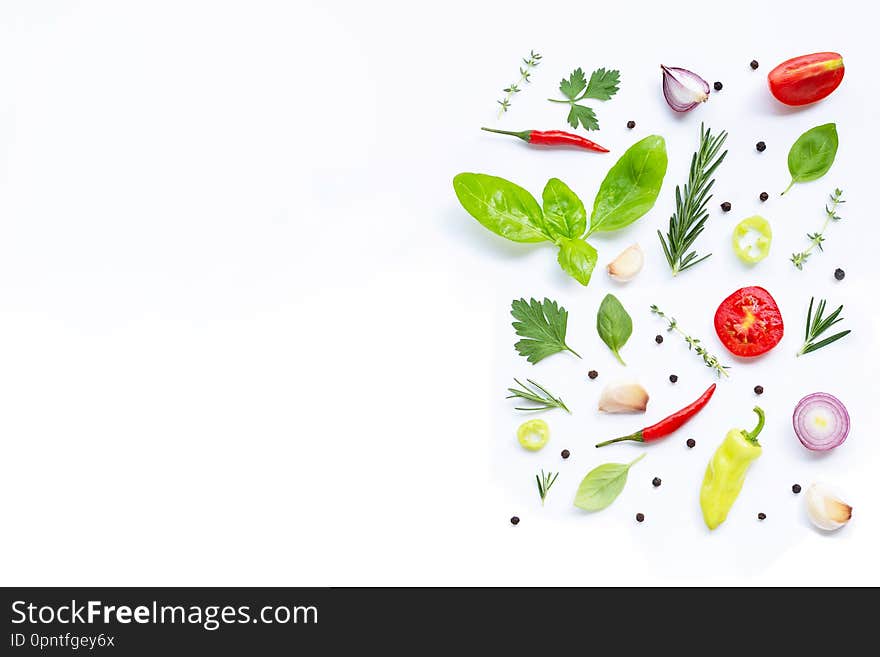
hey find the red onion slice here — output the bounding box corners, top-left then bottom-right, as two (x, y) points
(792, 392), (850, 451)
(661, 65), (710, 112)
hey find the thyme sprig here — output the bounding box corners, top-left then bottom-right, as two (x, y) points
(797, 297), (851, 356)
(536, 470), (559, 506)
(497, 50), (541, 117)
(791, 188), (845, 270)
(506, 378), (570, 413)
(650, 305), (730, 378)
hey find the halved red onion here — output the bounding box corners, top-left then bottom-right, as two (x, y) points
(792, 392), (850, 451)
(661, 65), (710, 112)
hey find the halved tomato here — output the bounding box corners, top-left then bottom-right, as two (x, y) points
(714, 286), (784, 358)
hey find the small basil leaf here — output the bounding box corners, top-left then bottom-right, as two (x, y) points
(556, 238), (598, 286)
(784, 123), (838, 194)
(542, 178), (587, 239)
(574, 454), (644, 511)
(596, 293), (632, 365)
(589, 135), (668, 234)
(453, 173), (549, 243)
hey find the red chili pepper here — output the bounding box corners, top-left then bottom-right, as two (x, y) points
(481, 127), (609, 153)
(595, 384), (716, 448)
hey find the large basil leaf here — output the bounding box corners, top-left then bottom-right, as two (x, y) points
(784, 123), (838, 194)
(453, 173), (549, 243)
(556, 237), (597, 286)
(588, 135), (668, 234)
(542, 178), (587, 239)
(573, 455), (644, 512)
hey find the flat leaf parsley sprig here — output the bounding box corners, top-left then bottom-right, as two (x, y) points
(511, 298), (581, 364)
(497, 50), (542, 117)
(548, 67), (620, 131)
(650, 304), (730, 378)
(791, 188), (845, 270)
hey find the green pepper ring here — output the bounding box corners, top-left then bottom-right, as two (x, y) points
(732, 215), (772, 264)
(517, 419), (550, 451)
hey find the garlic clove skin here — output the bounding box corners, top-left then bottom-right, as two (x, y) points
(805, 483), (853, 531)
(598, 381), (649, 413)
(607, 244), (645, 282)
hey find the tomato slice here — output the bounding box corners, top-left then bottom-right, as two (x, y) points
(714, 286), (784, 357)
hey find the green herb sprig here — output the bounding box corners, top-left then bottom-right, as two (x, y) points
(791, 189), (844, 270)
(506, 379), (570, 413)
(536, 470), (559, 506)
(658, 124), (728, 275)
(797, 297), (851, 356)
(497, 50), (542, 117)
(650, 304), (730, 378)
(511, 298), (581, 364)
(548, 67), (620, 131)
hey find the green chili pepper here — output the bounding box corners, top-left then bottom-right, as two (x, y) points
(732, 215), (772, 264)
(699, 406), (765, 530)
(517, 418), (550, 451)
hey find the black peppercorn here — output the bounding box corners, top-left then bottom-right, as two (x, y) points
(756, 141), (766, 152)
(713, 81), (723, 91)
(626, 120), (636, 129)
(655, 334), (663, 344)
(759, 192), (769, 202)
(510, 516), (520, 526)
(635, 513), (645, 522)
(652, 477), (662, 488)
(792, 484), (802, 494)
(750, 60), (759, 70)
(686, 438), (696, 448)
(721, 201), (731, 212)
(669, 374), (678, 383)
(588, 370), (599, 380)
(561, 449), (570, 460)
(754, 385), (764, 395)
(758, 512), (766, 520)
(834, 268), (845, 281)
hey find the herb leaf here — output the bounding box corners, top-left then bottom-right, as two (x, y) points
(566, 104), (598, 131)
(791, 188), (845, 270)
(541, 178), (587, 239)
(650, 304), (730, 377)
(559, 67), (587, 100)
(574, 454), (644, 512)
(597, 294), (632, 365)
(797, 296), (851, 356)
(536, 469), (560, 505)
(783, 123), (839, 195)
(453, 173), (549, 243)
(556, 237), (598, 286)
(511, 298), (581, 364)
(550, 67), (620, 132)
(584, 68), (621, 100)
(507, 378), (570, 413)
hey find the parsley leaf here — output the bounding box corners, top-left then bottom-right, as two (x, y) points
(584, 68), (620, 100)
(511, 298), (581, 364)
(559, 68), (587, 100)
(549, 67), (620, 132)
(566, 104), (598, 131)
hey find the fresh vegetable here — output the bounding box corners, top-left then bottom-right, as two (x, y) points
(714, 286), (784, 358)
(517, 418), (550, 451)
(480, 127), (609, 152)
(661, 65), (710, 112)
(606, 244), (644, 282)
(595, 384), (716, 447)
(782, 123), (839, 195)
(548, 67), (620, 131)
(536, 470), (559, 505)
(596, 294), (632, 365)
(506, 378), (570, 413)
(805, 483), (852, 531)
(798, 297), (850, 356)
(573, 454), (645, 512)
(511, 298), (580, 364)
(658, 124), (729, 275)
(791, 189), (844, 270)
(792, 392), (850, 451)
(497, 50), (542, 116)
(650, 305), (731, 377)
(700, 406), (765, 530)
(588, 135), (668, 235)
(732, 215), (772, 264)
(768, 52), (844, 106)
(597, 381), (649, 414)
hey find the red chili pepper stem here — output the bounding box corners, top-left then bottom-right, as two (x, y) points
(595, 430), (645, 447)
(480, 127), (532, 142)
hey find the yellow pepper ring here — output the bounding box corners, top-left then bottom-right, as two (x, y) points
(517, 419), (550, 451)
(732, 215), (772, 264)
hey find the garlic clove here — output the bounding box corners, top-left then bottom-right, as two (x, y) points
(805, 482), (853, 531)
(607, 244), (645, 282)
(598, 381), (649, 413)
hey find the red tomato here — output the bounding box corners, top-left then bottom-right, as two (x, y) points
(714, 286), (784, 358)
(768, 52), (844, 106)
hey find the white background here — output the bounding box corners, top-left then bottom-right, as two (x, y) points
(1, 0), (877, 586)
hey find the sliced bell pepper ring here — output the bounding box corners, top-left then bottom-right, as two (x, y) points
(517, 419), (550, 451)
(732, 215), (772, 264)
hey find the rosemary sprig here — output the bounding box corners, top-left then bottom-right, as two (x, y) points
(658, 124), (728, 276)
(506, 378), (570, 413)
(791, 188), (845, 270)
(497, 50), (541, 117)
(797, 297), (851, 356)
(650, 305), (730, 378)
(536, 470), (559, 506)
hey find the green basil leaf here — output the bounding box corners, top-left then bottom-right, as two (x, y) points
(574, 454), (644, 511)
(588, 135), (668, 234)
(784, 123), (838, 194)
(556, 237), (598, 286)
(453, 173), (549, 243)
(542, 178), (587, 239)
(596, 293), (632, 365)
